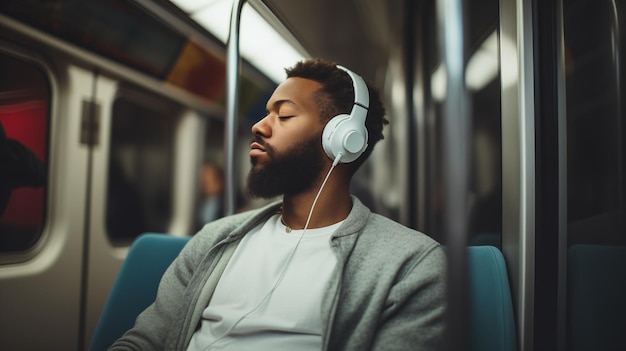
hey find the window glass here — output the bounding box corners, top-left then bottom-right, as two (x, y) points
(564, 0), (625, 242)
(563, 1), (626, 350)
(106, 93), (177, 242)
(423, 0), (502, 247)
(0, 52), (50, 254)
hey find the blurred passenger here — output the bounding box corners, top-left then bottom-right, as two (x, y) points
(197, 162), (224, 228)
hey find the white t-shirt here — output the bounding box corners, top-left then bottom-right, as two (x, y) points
(186, 214), (341, 351)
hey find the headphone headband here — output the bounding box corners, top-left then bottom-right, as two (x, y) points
(336, 65), (370, 116)
(321, 65), (370, 164)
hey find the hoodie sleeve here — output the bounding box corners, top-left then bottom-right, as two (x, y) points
(370, 245), (447, 351)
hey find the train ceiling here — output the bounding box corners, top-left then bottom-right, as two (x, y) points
(263, 0), (400, 83)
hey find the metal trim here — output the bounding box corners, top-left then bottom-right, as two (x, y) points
(499, 0), (536, 349)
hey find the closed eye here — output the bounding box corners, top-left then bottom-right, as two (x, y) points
(278, 116), (294, 120)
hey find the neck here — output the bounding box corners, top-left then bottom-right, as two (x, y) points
(280, 166), (352, 230)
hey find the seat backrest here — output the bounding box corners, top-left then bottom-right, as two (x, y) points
(89, 233), (191, 351)
(567, 244), (626, 351)
(468, 245), (517, 351)
(91, 238), (516, 350)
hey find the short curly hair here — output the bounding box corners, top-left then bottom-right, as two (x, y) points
(285, 58), (388, 173)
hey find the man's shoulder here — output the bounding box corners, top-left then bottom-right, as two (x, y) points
(347, 196), (441, 252)
(345, 212), (446, 283)
(365, 213), (438, 245)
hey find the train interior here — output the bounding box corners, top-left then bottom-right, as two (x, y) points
(0, 0), (625, 350)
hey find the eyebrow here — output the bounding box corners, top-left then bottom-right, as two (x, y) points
(267, 99), (298, 113)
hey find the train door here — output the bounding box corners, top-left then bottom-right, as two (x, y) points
(81, 78), (206, 349)
(0, 44), (92, 350)
(0, 2), (241, 350)
(80, 74), (126, 350)
(0, 41), (206, 351)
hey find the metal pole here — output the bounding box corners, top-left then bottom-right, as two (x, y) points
(436, 0), (470, 349)
(224, 0), (247, 215)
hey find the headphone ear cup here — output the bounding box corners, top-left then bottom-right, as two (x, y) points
(322, 114), (368, 163)
(322, 114), (347, 161)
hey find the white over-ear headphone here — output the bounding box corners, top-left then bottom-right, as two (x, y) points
(321, 65), (369, 164)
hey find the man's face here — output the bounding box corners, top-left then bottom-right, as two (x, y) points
(246, 77), (328, 198)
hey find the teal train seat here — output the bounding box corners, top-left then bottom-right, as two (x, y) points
(567, 244), (626, 351)
(468, 245), (517, 351)
(90, 237), (517, 351)
(89, 233), (191, 351)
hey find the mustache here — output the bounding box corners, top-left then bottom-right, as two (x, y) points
(252, 135), (265, 147)
(251, 136), (275, 156)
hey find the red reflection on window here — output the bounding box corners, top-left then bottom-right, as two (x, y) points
(0, 99), (48, 230)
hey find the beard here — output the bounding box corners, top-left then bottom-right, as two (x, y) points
(246, 133), (326, 199)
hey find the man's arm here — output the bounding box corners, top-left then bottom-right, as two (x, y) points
(371, 246), (447, 351)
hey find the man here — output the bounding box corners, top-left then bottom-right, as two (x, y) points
(109, 59), (446, 350)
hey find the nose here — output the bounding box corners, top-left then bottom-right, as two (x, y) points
(251, 115), (271, 137)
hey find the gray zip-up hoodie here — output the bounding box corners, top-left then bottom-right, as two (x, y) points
(109, 196), (446, 351)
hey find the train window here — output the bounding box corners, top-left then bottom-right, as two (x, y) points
(423, 0), (502, 247)
(563, 0), (626, 245)
(106, 92), (178, 242)
(563, 1), (626, 350)
(0, 52), (50, 255)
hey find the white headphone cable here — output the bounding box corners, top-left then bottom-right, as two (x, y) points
(201, 153), (342, 350)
